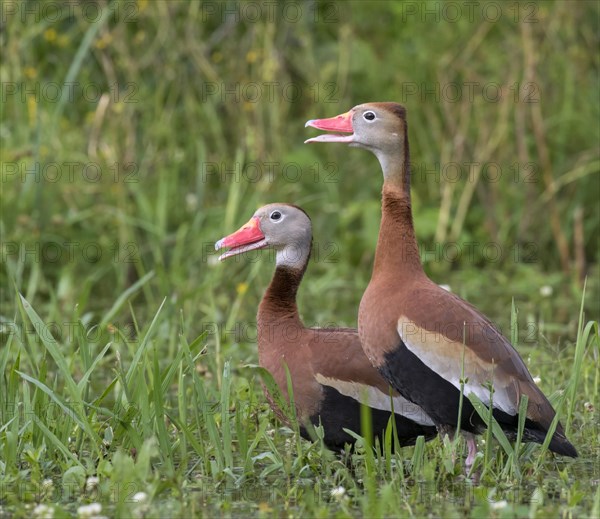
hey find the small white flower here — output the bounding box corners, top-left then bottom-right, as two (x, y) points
(330, 486), (346, 498)
(42, 479), (54, 490)
(85, 477), (99, 492)
(90, 503), (102, 514)
(540, 285), (553, 297)
(186, 193), (198, 211)
(490, 500), (507, 510)
(77, 503), (102, 517)
(33, 504), (54, 518)
(533, 376), (542, 384)
(132, 492), (147, 503)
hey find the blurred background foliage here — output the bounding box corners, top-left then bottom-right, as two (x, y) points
(2, 0), (599, 352)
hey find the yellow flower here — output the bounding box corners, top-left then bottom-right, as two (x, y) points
(246, 50), (258, 64)
(134, 31), (146, 44)
(236, 282), (249, 295)
(44, 28), (57, 42)
(27, 96), (37, 126)
(57, 35), (70, 47)
(112, 102), (124, 114)
(24, 67), (37, 79)
(95, 33), (112, 50)
(258, 502), (272, 513)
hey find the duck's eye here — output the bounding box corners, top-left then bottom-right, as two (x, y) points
(270, 210), (282, 221)
(363, 111), (376, 121)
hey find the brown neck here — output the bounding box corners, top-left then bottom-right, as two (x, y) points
(372, 184), (424, 280)
(257, 264), (305, 327)
(370, 119), (423, 278)
(257, 238), (312, 359)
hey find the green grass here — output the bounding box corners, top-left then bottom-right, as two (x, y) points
(1, 1), (599, 517)
(3, 291), (597, 517)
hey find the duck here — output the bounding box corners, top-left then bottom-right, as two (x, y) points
(215, 203), (437, 451)
(305, 102), (577, 466)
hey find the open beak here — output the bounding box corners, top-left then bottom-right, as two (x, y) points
(304, 110), (355, 144)
(215, 217), (268, 261)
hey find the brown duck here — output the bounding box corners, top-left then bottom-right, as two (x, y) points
(306, 103), (577, 466)
(215, 203), (437, 450)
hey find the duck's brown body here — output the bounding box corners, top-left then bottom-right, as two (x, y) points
(360, 186), (573, 453)
(306, 103), (577, 458)
(258, 264), (435, 448)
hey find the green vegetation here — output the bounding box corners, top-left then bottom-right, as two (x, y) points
(1, 1), (598, 517)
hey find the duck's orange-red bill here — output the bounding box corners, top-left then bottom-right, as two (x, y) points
(305, 110), (353, 132)
(215, 217), (267, 261)
(216, 217), (264, 249)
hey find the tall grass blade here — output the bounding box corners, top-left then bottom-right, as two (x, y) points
(125, 297), (166, 387)
(468, 393), (513, 456)
(32, 413), (84, 467)
(512, 394), (528, 477)
(180, 333), (220, 470)
(510, 298), (518, 346)
(99, 271), (155, 329)
(152, 345), (173, 474)
(245, 365), (292, 417)
(360, 400), (378, 518)
(77, 341), (113, 392)
(565, 281), (594, 434)
(52, 1), (115, 124)
(220, 361), (234, 469)
(18, 294), (80, 401)
(15, 370), (102, 455)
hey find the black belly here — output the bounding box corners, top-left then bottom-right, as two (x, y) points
(379, 339), (568, 447)
(379, 339), (500, 433)
(378, 341), (577, 457)
(305, 385), (437, 451)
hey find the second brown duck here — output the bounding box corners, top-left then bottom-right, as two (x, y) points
(305, 103), (577, 466)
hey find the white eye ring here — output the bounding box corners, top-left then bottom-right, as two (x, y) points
(363, 111), (376, 121)
(270, 210), (283, 221)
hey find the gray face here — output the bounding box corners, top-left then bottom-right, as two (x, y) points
(253, 204), (312, 268)
(348, 104), (406, 155)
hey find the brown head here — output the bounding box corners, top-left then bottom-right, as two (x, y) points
(305, 102), (410, 189)
(215, 203), (312, 271)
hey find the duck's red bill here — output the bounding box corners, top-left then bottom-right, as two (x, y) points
(304, 110), (355, 143)
(215, 217), (267, 261)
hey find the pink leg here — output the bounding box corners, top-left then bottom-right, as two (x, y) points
(464, 433), (478, 471)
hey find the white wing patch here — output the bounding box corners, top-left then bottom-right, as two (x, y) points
(397, 317), (517, 415)
(314, 373), (435, 426)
